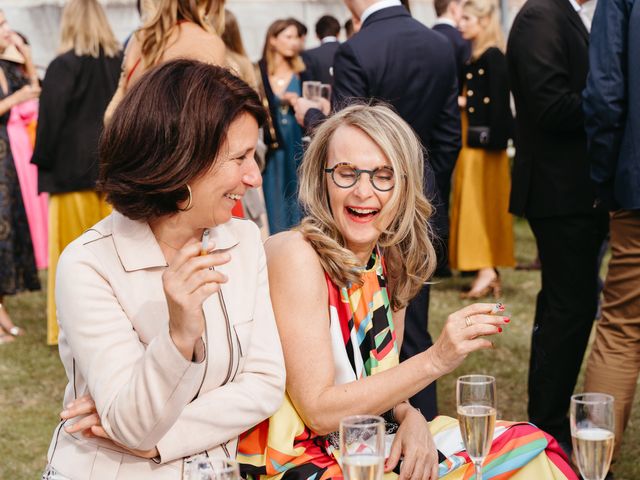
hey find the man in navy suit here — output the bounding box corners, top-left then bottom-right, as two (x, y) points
(294, 0), (461, 420)
(583, 0), (640, 462)
(431, 0), (470, 277)
(433, 0), (471, 95)
(301, 15), (341, 85)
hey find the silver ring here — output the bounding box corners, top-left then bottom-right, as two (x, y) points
(465, 316), (473, 327)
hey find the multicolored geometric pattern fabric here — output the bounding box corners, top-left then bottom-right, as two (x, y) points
(238, 251), (397, 480)
(237, 250), (578, 480)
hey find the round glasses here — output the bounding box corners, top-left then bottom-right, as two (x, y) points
(324, 162), (395, 192)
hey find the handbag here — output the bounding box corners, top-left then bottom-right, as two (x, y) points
(467, 126), (491, 148)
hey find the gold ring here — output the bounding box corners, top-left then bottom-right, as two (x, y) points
(465, 316), (473, 327)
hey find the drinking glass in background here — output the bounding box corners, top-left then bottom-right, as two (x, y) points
(570, 393), (615, 480)
(320, 83), (332, 102)
(456, 375), (497, 480)
(339, 415), (385, 480)
(302, 80), (321, 100)
(185, 456), (240, 480)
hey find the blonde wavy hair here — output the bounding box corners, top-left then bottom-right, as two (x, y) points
(296, 104), (436, 311)
(462, 0), (504, 59)
(262, 19), (305, 75)
(137, 0), (223, 68)
(58, 0), (120, 58)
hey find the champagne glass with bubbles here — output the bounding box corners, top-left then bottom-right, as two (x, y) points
(340, 415), (385, 480)
(571, 393), (615, 480)
(456, 375), (497, 480)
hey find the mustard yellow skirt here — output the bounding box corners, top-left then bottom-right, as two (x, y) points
(47, 191), (111, 345)
(449, 112), (515, 271)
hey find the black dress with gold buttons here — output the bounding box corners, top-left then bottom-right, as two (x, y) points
(463, 47), (513, 150)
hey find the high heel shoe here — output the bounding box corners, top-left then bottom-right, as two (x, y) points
(460, 270), (502, 299)
(460, 278), (502, 299)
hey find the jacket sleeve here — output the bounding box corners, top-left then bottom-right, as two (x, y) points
(508, 7), (584, 132)
(486, 48), (513, 147)
(56, 241), (206, 451)
(427, 60), (462, 179)
(331, 42), (369, 109)
(583, 0), (627, 206)
(156, 229), (286, 463)
(31, 55), (75, 170)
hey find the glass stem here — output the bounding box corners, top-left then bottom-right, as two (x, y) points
(474, 461), (483, 480)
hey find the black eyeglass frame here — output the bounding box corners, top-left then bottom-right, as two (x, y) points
(324, 162), (396, 192)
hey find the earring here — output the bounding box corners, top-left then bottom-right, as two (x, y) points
(178, 184), (193, 211)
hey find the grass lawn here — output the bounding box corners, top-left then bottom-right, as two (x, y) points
(1, 218), (638, 478)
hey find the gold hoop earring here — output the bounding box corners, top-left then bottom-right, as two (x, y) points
(178, 184), (193, 211)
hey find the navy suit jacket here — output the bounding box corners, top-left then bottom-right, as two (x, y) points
(583, 0), (640, 210)
(433, 22), (471, 94)
(306, 6), (461, 194)
(302, 41), (340, 85)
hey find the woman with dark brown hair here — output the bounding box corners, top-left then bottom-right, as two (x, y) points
(257, 18), (309, 234)
(43, 60), (285, 479)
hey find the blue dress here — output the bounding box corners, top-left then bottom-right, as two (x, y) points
(262, 75), (304, 234)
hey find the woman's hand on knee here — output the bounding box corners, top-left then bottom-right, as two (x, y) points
(385, 407), (439, 480)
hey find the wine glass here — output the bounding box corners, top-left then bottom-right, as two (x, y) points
(456, 375), (497, 480)
(320, 83), (332, 102)
(339, 415), (385, 480)
(185, 456), (240, 480)
(570, 393), (615, 480)
(302, 80), (321, 100)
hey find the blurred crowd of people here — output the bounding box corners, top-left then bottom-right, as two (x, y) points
(0, 0), (638, 477)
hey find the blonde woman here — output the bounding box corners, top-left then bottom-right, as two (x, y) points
(237, 104), (576, 480)
(105, 0), (226, 121)
(31, 0), (121, 345)
(221, 9), (257, 89)
(257, 18), (309, 234)
(449, 0), (515, 298)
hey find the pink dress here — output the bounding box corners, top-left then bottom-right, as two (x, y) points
(7, 99), (48, 269)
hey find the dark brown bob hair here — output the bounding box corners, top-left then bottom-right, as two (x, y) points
(98, 60), (266, 221)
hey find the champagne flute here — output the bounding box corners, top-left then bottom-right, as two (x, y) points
(456, 375), (497, 480)
(339, 415), (385, 480)
(185, 456), (240, 480)
(570, 393), (615, 480)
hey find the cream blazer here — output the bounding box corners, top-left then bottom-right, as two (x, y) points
(47, 211), (285, 479)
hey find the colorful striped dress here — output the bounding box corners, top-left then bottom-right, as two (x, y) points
(237, 250), (576, 480)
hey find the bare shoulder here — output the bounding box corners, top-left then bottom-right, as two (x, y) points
(168, 27), (226, 65)
(265, 231), (324, 280)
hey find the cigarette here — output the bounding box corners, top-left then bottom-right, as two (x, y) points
(490, 302), (505, 315)
(200, 229), (210, 256)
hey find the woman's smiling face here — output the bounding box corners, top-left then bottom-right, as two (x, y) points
(325, 124), (397, 263)
(187, 112), (261, 228)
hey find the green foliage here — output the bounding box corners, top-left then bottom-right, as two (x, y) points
(0, 220), (637, 478)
